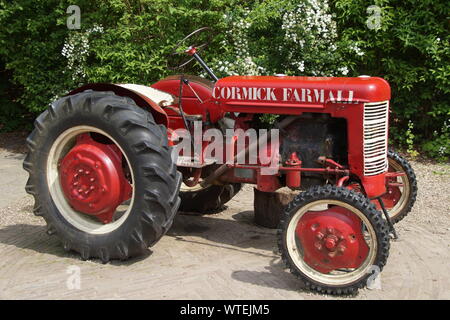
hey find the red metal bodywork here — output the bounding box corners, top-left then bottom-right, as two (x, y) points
(214, 76), (390, 110)
(213, 76), (390, 198)
(151, 75), (223, 127)
(69, 74), (391, 199)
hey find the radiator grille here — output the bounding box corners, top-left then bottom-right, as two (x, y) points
(363, 101), (389, 176)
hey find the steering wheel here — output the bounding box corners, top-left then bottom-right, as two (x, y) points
(169, 27), (212, 70)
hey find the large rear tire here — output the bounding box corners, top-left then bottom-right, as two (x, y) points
(23, 91), (181, 262)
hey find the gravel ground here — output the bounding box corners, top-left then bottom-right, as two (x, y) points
(0, 135), (448, 299)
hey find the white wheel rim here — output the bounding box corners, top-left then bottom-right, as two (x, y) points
(386, 158), (410, 219)
(286, 200), (378, 286)
(46, 126), (135, 234)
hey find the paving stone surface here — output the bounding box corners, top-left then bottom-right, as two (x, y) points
(0, 150), (449, 299)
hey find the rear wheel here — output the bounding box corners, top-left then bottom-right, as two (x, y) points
(278, 185), (390, 295)
(179, 183), (242, 214)
(23, 91), (181, 262)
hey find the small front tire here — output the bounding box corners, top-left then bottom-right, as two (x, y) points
(278, 185), (390, 295)
(381, 150), (417, 224)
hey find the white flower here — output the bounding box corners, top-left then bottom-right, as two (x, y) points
(349, 43), (365, 56)
(338, 66), (349, 75)
(61, 24), (103, 82)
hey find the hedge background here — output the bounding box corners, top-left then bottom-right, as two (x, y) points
(0, 0), (448, 160)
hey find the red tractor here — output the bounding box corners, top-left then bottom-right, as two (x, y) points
(24, 28), (417, 294)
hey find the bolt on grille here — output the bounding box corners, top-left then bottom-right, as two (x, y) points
(363, 101), (389, 176)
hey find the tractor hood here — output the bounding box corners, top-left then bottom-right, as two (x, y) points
(213, 76), (391, 108)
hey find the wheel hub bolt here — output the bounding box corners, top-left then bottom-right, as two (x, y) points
(325, 237), (337, 250)
(316, 232), (324, 240)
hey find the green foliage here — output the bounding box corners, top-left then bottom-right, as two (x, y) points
(0, 0), (233, 113)
(0, 60), (32, 132)
(258, 113), (280, 127)
(331, 0), (449, 161)
(404, 120), (419, 157)
(0, 0), (448, 161)
(421, 120), (450, 161)
(0, 0), (72, 113)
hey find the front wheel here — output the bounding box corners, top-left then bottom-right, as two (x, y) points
(278, 185), (390, 295)
(375, 150), (417, 224)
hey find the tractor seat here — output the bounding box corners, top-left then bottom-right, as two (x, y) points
(118, 84), (179, 107)
(118, 84), (203, 121)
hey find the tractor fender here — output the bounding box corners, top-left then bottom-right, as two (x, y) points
(68, 83), (170, 127)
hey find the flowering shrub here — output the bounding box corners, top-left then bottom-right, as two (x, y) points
(0, 0), (448, 160)
(212, 10), (266, 76)
(62, 25), (104, 83)
(208, 0), (360, 78)
(280, 0), (342, 76)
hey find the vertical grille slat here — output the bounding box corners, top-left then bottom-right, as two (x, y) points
(363, 101), (389, 176)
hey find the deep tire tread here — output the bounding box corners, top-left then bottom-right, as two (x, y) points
(24, 91), (181, 263)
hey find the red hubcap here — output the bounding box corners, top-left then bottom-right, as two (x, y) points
(296, 206), (369, 273)
(59, 133), (132, 224)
